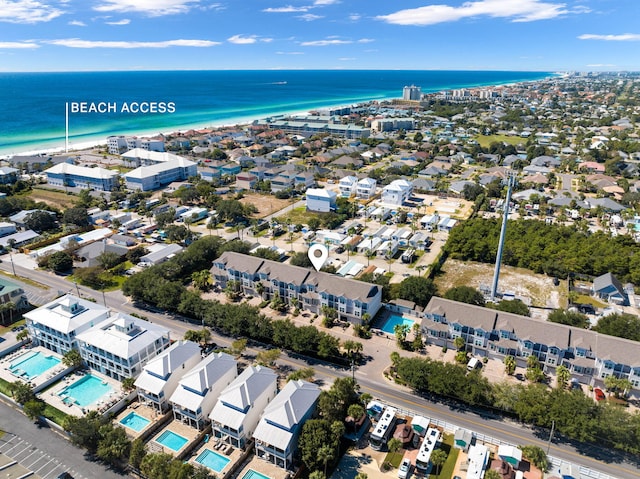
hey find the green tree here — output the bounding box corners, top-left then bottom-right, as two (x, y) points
(140, 452), (173, 479)
(256, 348), (281, 367)
(519, 445), (549, 472)
(230, 338), (248, 356)
(191, 270), (211, 291)
(22, 399), (45, 422)
(9, 381), (35, 405)
(96, 424), (131, 467)
(387, 437), (402, 457)
(347, 403), (365, 421)
(492, 299), (530, 316)
(62, 348), (83, 369)
(16, 329), (29, 343)
(309, 472), (326, 479)
(318, 444), (335, 476)
(548, 309), (589, 328)
(454, 336), (466, 351)
(396, 276), (437, 307)
(444, 286), (486, 306)
(97, 251), (122, 270)
(343, 340), (363, 362)
(484, 470), (502, 479)
(25, 210), (57, 232)
(394, 323), (410, 348)
(63, 207), (90, 227)
(299, 419), (340, 473)
(288, 367), (315, 382)
(129, 438), (147, 470)
(555, 365), (571, 389)
(47, 251), (73, 273)
(593, 313), (640, 341)
(63, 411), (107, 453)
(430, 449), (447, 475)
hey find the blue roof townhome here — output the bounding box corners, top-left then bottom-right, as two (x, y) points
(209, 365), (278, 448)
(76, 313), (171, 382)
(123, 158), (197, 191)
(134, 340), (201, 413)
(25, 294), (110, 354)
(44, 163), (120, 191)
(169, 352), (238, 430)
(253, 379), (320, 470)
(306, 188), (337, 213)
(592, 272), (629, 306)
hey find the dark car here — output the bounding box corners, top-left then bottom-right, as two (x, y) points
(57, 473), (74, 479)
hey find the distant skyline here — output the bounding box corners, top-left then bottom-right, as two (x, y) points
(1, 0), (639, 72)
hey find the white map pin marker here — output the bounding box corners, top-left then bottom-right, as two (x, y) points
(308, 243), (329, 271)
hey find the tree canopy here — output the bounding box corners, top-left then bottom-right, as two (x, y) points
(396, 276), (438, 307)
(443, 286), (485, 306)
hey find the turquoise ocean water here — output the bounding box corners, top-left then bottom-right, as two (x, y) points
(0, 70), (552, 156)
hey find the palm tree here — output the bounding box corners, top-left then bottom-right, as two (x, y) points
(555, 365), (570, 389)
(504, 355), (516, 375)
(343, 340), (363, 362)
(430, 449), (447, 475)
(191, 270), (211, 291)
(317, 445), (334, 477)
(387, 438), (402, 462)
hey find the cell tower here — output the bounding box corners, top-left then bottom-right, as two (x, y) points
(490, 171), (517, 301)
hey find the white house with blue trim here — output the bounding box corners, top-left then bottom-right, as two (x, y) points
(306, 188), (337, 213)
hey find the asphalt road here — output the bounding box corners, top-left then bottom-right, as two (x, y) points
(2, 261), (639, 479)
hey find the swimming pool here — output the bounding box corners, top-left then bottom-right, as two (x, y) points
(156, 430), (188, 452)
(10, 351), (61, 380)
(195, 449), (231, 473)
(58, 374), (114, 407)
(380, 314), (415, 334)
(119, 412), (151, 432)
(241, 470), (272, 479)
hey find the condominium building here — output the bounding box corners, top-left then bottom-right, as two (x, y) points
(44, 163), (120, 191)
(107, 136), (164, 155)
(75, 313), (171, 381)
(209, 365), (278, 448)
(403, 85), (422, 101)
(169, 352), (238, 430)
(422, 297), (640, 391)
(211, 252), (382, 323)
(25, 294), (110, 355)
(253, 380), (320, 470)
(123, 158), (197, 191)
(134, 340), (201, 412)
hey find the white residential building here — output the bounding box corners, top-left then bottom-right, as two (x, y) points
(254, 380), (320, 470)
(466, 444), (489, 479)
(381, 179), (412, 206)
(209, 365), (278, 448)
(403, 85), (422, 101)
(123, 158), (197, 191)
(356, 177), (377, 199)
(107, 136), (164, 155)
(338, 176), (358, 197)
(306, 188), (337, 213)
(134, 340), (201, 412)
(76, 313), (171, 382)
(44, 163), (120, 191)
(169, 352), (238, 430)
(25, 295), (109, 355)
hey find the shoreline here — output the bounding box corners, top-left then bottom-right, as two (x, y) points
(0, 72), (556, 160)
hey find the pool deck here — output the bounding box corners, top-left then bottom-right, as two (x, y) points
(233, 457), (291, 479)
(0, 346), (69, 393)
(40, 370), (124, 417)
(114, 402), (158, 439)
(150, 419), (200, 457)
(189, 440), (243, 478)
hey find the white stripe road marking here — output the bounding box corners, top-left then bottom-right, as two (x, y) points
(21, 448), (41, 464)
(5, 439), (26, 454)
(34, 457), (57, 475)
(26, 453), (51, 468)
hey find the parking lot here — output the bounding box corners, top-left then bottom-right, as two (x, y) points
(0, 431), (89, 479)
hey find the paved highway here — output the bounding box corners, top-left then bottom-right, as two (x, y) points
(2, 260), (638, 479)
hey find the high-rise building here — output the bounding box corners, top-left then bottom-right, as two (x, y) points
(402, 85), (422, 101)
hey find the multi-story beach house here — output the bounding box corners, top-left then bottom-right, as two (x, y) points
(381, 179), (413, 206)
(211, 252), (382, 323)
(169, 352), (238, 430)
(75, 313), (171, 382)
(338, 175), (358, 197)
(253, 380), (320, 470)
(44, 163), (120, 191)
(123, 158), (197, 191)
(134, 340), (201, 413)
(306, 188), (337, 213)
(25, 294), (110, 355)
(356, 177), (377, 199)
(0, 277), (29, 312)
(209, 365), (278, 448)
(421, 297), (640, 391)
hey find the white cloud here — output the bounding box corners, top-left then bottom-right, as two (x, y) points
(263, 5), (309, 13)
(300, 39), (351, 46)
(314, 0), (339, 4)
(338, 57), (355, 61)
(105, 18), (130, 25)
(47, 38), (220, 48)
(377, 0), (585, 26)
(357, 38), (374, 43)
(0, 41), (39, 49)
(94, 0), (199, 16)
(297, 13), (323, 21)
(276, 51), (304, 55)
(586, 63), (616, 67)
(348, 13), (361, 21)
(0, 0), (65, 24)
(228, 34), (257, 44)
(68, 20), (87, 26)
(579, 33), (640, 41)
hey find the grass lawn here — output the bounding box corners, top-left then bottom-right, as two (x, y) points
(0, 377), (13, 396)
(384, 449), (405, 468)
(43, 404), (69, 426)
(277, 207), (324, 226)
(26, 188), (78, 210)
(0, 318), (26, 335)
(474, 134), (523, 148)
(573, 294), (606, 309)
(429, 433), (459, 479)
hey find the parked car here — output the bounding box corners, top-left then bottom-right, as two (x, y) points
(594, 387), (606, 401)
(57, 473), (74, 479)
(398, 458), (411, 479)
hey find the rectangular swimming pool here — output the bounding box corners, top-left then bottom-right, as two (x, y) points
(241, 469), (272, 479)
(195, 449), (231, 473)
(58, 374), (114, 407)
(10, 351), (61, 380)
(380, 314), (415, 334)
(119, 412), (151, 432)
(156, 430), (188, 452)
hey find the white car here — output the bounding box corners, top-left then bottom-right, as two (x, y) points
(398, 458), (411, 479)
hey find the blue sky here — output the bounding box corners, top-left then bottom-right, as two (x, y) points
(1, 0), (639, 72)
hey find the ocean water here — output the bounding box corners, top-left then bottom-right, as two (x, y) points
(0, 70), (552, 156)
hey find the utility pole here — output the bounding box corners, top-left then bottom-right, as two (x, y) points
(490, 171), (517, 301)
(547, 419), (555, 454)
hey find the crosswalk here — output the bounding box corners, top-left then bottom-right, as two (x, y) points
(0, 431), (88, 479)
